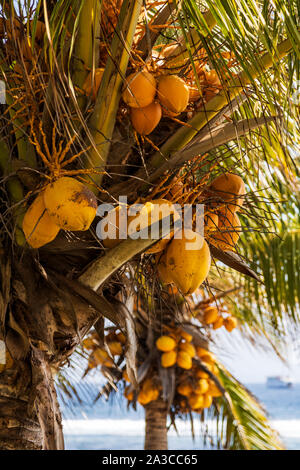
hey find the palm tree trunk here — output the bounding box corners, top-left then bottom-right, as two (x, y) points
(0, 362), (42, 450)
(0, 354), (64, 450)
(144, 399), (168, 450)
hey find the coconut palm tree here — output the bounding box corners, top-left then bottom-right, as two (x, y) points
(0, 0), (299, 450)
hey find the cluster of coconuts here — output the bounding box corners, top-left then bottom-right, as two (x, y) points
(156, 332), (221, 411)
(83, 328), (126, 370)
(122, 330), (221, 412)
(200, 305), (237, 332)
(122, 70), (190, 135)
(22, 177), (97, 248)
(100, 198), (211, 295)
(83, 68), (190, 136)
(128, 377), (161, 406)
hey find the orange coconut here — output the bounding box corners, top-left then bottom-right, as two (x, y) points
(130, 101), (162, 135)
(209, 173), (246, 212)
(158, 75), (189, 114)
(224, 316), (238, 332)
(122, 71), (156, 108)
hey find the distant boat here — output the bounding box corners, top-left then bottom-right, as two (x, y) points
(266, 376), (293, 389)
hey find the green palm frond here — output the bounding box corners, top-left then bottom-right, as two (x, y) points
(213, 366), (284, 450)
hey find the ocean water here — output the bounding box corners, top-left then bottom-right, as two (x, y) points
(61, 383), (300, 450)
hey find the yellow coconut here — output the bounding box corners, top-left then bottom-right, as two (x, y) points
(83, 68), (104, 101)
(161, 229), (211, 295)
(158, 75), (189, 114)
(122, 71), (156, 108)
(210, 173), (246, 212)
(210, 211), (241, 252)
(130, 101), (162, 135)
(22, 193), (60, 248)
(202, 393), (213, 408)
(212, 316), (224, 330)
(179, 342), (196, 358)
(194, 378), (209, 395)
(177, 350), (192, 370)
(224, 316), (238, 332)
(188, 393), (204, 410)
(44, 177), (97, 231)
(196, 347), (209, 358)
(203, 306), (219, 324)
(156, 335), (177, 352)
(199, 350), (216, 364)
(161, 350), (177, 368)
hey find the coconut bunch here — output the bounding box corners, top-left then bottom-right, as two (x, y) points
(197, 305), (238, 333)
(121, 328), (223, 413)
(22, 177), (97, 248)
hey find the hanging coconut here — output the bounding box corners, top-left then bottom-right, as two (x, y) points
(22, 192), (60, 248)
(159, 229), (211, 295)
(44, 177), (97, 231)
(161, 350), (177, 368)
(122, 70), (156, 108)
(203, 306), (219, 324)
(130, 101), (162, 135)
(209, 173), (246, 212)
(179, 342), (196, 358)
(177, 350), (192, 369)
(157, 75), (189, 115)
(224, 316), (237, 332)
(156, 335), (176, 352)
(188, 393), (204, 410)
(212, 316), (224, 330)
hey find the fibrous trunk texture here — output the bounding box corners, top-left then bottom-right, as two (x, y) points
(0, 362), (42, 450)
(0, 354), (64, 450)
(144, 399), (168, 450)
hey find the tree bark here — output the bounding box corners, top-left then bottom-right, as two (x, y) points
(144, 399), (168, 450)
(0, 353), (64, 450)
(0, 362), (42, 450)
